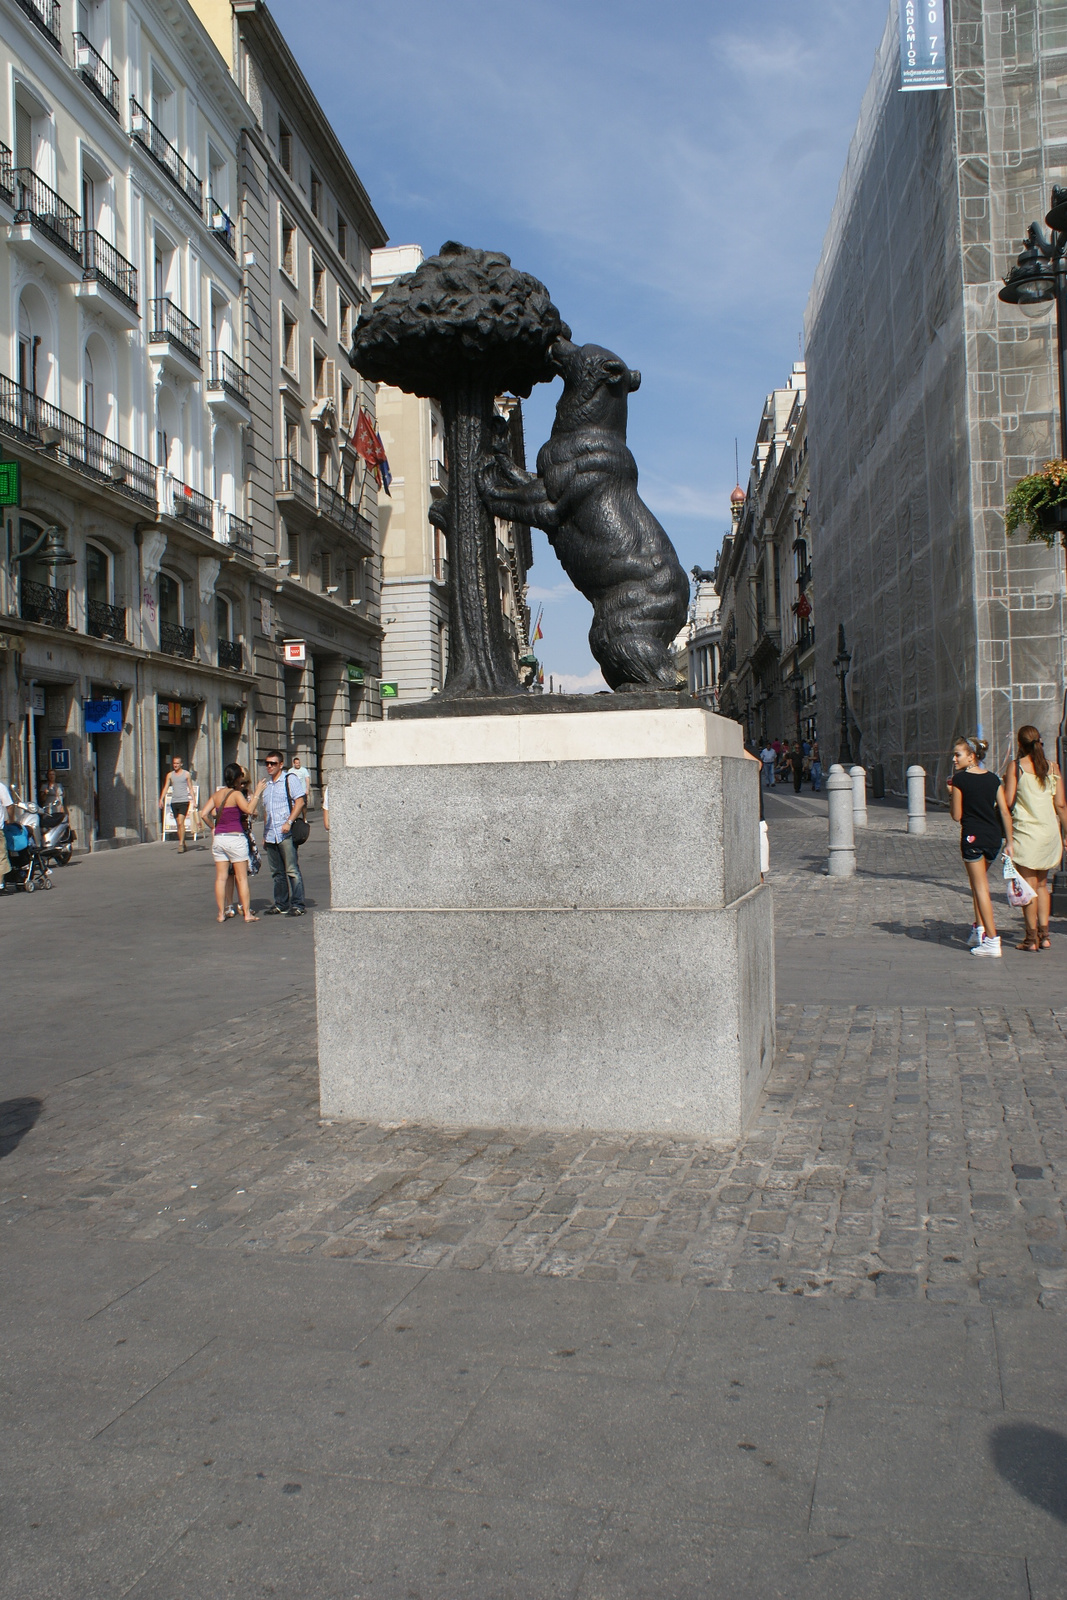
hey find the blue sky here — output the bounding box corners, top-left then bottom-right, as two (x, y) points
(271, 0), (891, 689)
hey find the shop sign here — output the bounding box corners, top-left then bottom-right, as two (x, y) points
(379, 681), (399, 699)
(898, 0), (947, 92)
(0, 460), (21, 508)
(50, 744), (70, 772)
(157, 700), (197, 728)
(346, 663), (364, 683)
(31, 686), (46, 715)
(85, 699), (123, 734)
(283, 639), (306, 665)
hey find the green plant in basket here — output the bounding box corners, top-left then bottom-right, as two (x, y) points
(1005, 459), (1067, 546)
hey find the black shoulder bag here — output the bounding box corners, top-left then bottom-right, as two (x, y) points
(285, 773), (310, 846)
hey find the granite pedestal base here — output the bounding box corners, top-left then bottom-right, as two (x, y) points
(315, 708), (775, 1142)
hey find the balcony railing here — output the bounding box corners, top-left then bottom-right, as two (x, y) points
(223, 510), (254, 554)
(429, 457), (448, 487)
(74, 33), (120, 118)
(160, 622), (195, 659)
(149, 298), (201, 366)
(218, 639), (244, 671)
(208, 197), (236, 256)
(130, 100), (202, 212)
(207, 350), (249, 404)
(21, 579), (68, 628)
(15, 0), (61, 50)
(82, 231), (137, 310)
(87, 599), (126, 642)
(169, 478), (214, 534)
(0, 145), (13, 204)
(275, 457), (372, 545)
(10, 168), (82, 263)
(0, 374), (157, 508)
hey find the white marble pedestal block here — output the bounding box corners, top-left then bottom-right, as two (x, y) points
(315, 707), (775, 1142)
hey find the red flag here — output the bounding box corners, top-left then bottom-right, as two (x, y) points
(354, 408), (385, 468)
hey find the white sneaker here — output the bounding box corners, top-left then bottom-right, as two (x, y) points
(971, 934), (1002, 958)
(967, 924), (982, 948)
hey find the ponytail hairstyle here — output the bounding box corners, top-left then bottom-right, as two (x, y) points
(1017, 724), (1050, 783)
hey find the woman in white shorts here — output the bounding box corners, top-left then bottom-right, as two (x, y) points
(197, 763), (266, 924)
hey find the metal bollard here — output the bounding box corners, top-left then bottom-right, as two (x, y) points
(827, 764), (856, 877)
(850, 764), (868, 829)
(907, 765), (927, 835)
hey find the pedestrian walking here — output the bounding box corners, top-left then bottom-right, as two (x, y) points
(197, 764), (266, 924)
(0, 774), (14, 885)
(790, 742), (804, 794)
(949, 736), (1014, 958)
(261, 749), (307, 916)
(1002, 724), (1067, 951)
(810, 745), (823, 792)
(159, 756), (194, 852)
(760, 742), (776, 788)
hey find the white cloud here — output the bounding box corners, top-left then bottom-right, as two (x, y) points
(526, 580), (578, 603)
(548, 670), (609, 695)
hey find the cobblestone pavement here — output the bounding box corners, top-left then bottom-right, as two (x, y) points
(4, 807), (1065, 1312)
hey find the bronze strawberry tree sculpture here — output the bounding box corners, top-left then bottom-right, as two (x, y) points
(351, 242), (569, 699)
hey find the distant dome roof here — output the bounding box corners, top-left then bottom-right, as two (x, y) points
(730, 484), (745, 505)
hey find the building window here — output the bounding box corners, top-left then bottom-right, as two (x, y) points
(340, 377), (353, 429)
(320, 550), (333, 591)
(313, 345), (329, 399)
(278, 118), (292, 174)
(216, 593), (233, 642)
(159, 571), (183, 626)
(284, 413), (299, 460)
(312, 256), (326, 319)
(433, 524), (447, 583)
(286, 531), (301, 576)
(310, 170), (321, 218)
(280, 213), (296, 280)
(86, 543), (111, 605)
(337, 214), (347, 259)
(281, 310), (298, 375)
(338, 293), (351, 344)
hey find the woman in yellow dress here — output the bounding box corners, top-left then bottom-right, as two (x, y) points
(1003, 725), (1067, 950)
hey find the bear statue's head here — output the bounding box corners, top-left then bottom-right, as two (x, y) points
(549, 340), (641, 433)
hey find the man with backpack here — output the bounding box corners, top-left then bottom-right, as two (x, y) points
(261, 749), (308, 916)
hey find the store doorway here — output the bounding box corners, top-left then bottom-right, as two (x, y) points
(221, 705), (244, 772)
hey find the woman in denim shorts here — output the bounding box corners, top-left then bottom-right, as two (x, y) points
(198, 763), (266, 924)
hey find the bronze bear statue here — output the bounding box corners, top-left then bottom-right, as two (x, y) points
(478, 338), (689, 692)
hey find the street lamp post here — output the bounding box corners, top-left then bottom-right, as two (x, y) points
(999, 187), (1067, 460)
(832, 623), (852, 766)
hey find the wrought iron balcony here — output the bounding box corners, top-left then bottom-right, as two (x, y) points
(275, 457), (372, 548)
(218, 639), (244, 671)
(160, 621), (195, 659)
(82, 231), (137, 310)
(87, 599), (126, 642)
(150, 299), (201, 366)
(20, 579), (68, 628)
(0, 145), (13, 204)
(0, 374), (156, 508)
(15, 0), (61, 50)
(74, 34), (120, 118)
(207, 350), (249, 404)
(223, 511), (254, 554)
(208, 197), (236, 256)
(10, 167), (81, 263)
(169, 478), (213, 534)
(130, 100), (202, 212)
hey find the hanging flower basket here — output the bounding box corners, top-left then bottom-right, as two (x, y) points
(1005, 460), (1067, 548)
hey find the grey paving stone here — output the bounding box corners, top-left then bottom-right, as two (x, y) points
(992, 1311), (1067, 1411)
(427, 1366), (826, 1524)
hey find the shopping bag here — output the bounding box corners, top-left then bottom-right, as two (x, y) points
(1003, 856), (1036, 907)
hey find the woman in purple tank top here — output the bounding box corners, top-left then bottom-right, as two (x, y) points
(197, 762), (267, 924)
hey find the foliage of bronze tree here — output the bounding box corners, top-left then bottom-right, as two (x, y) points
(352, 242), (569, 697)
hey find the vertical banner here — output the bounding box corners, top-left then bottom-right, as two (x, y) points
(899, 0), (948, 91)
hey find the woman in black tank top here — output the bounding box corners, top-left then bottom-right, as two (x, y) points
(949, 737), (1014, 956)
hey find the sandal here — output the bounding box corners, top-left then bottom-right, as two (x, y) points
(1016, 931), (1041, 951)
(224, 906), (237, 919)
(1038, 924), (1051, 949)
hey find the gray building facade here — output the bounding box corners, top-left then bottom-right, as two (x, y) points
(805, 1), (1067, 795)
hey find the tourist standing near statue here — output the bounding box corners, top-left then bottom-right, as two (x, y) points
(1002, 725), (1067, 951)
(198, 765), (266, 925)
(949, 737), (1014, 958)
(159, 756), (193, 853)
(760, 742), (776, 788)
(261, 751), (306, 916)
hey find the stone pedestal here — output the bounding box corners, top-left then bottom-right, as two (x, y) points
(315, 707), (775, 1142)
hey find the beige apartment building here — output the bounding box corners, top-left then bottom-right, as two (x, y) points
(0, 0), (260, 846)
(193, 0), (388, 794)
(371, 243), (535, 704)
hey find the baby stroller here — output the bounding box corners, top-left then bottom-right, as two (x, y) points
(2, 820), (52, 892)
